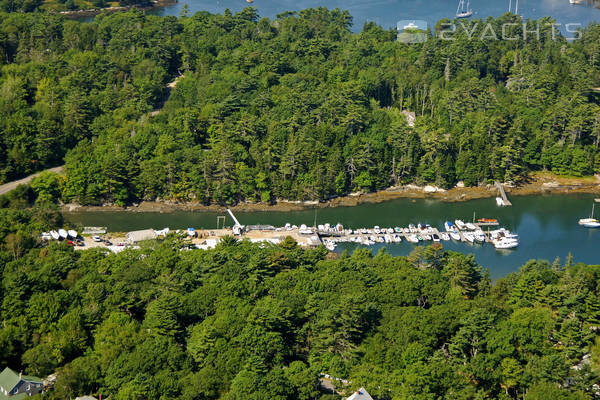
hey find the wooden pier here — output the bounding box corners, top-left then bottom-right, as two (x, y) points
(495, 181), (512, 206)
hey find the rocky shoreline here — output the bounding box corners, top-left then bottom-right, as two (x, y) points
(62, 173), (600, 214)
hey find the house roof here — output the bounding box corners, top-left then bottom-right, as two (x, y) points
(346, 387), (374, 400)
(0, 367), (43, 394)
(126, 229), (157, 242)
(0, 368), (20, 393)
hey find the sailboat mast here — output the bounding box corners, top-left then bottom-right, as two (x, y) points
(515, 0), (519, 14)
(509, 0), (512, 12)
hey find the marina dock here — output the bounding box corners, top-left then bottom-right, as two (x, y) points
(56, 208), (516, 253)
(495, 181), (512, 206)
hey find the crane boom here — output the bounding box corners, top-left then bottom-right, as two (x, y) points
(226, 208), (241, 227)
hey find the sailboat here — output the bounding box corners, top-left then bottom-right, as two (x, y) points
(456, 0), (473, 18)
(579, 202), (600, 227)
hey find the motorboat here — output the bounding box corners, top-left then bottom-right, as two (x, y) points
(408, 224), (417, 233)
(462, 232), (475, 243)
(444, 221), (454, 232)
(393, 234), (402, 243)
(466, 222), (477, 230)
(58, 229), (68, 239)
(374, 226), (381, 234)
(455, 220), (466, 230)
(422, 234), (432, 241)
(92, 236), (102, 242)
(432, 234), (441, 242)
(496, 197), (507, 206)
(493, 238), (519, 249)
(449, 231), (461, 241)
(68, 229), (78, 239)
(474, 231), (486, 243)
(440, 232), (450, 241)
(407, 234), (419, 243)
(50, 230), (60, 240)
(395, 227), (403, 233)
(324, 240), (336, 251)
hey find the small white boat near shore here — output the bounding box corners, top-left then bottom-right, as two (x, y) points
(58, 229), (68, 239)
(455, 220), (466, 230)
(449, 231), (461, 241)
(50, 230), (60, 240)
(68, 229), (78, 238)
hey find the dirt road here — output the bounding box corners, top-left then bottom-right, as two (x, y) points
(0, 166), (64, 196)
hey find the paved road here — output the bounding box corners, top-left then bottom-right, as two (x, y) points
(0, 166), (64, 195)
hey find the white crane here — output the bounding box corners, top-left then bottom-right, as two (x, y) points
(226, 208), (245, 235)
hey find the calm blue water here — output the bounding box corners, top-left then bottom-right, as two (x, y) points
(150, 0), (600, 33)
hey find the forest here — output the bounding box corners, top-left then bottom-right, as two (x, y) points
(1, 201), (600, 399)
(0, 9), (599, 205)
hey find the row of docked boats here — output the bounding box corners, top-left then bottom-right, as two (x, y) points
(41, 229), (79, 241)
(321, 219), (519, 251)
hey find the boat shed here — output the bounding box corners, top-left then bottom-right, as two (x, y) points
(126, 229), (157, 243)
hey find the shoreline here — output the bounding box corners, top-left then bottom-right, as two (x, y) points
(62, 173), (600, 214)
(55, 0), (176, 18)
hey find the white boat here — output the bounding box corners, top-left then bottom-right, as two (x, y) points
(466, 222), (477, 230)
(440, 232), (450, 241)
(324, 240), (336, 251)
(449, 231), (461, 241)
(408, 224), (417, 233)
(432, 234), (441, 242)
(494, 238), (519, 249)
(474, 231), (486, 243)
(422, 234), (432, 241)
(463, 232), (475, 243)
(583, 221), (600, 228)
(50, 230), (60, 240)
(384, 234), (392, 243)
(444, 221), (454, 232)
(407, 234), (419, 243)
(455, 220), (466, 230)
(92, 235), (102, 242)
(496, 197), (507, 207)
(456, 0), (473, 18)
(68, 229), (78, 238)
(393, 234), (402, 243)
(580, 203), (598, 226)
(58, 229), (68, 239)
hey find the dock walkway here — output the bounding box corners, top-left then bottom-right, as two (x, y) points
(495, 181), (512, 206)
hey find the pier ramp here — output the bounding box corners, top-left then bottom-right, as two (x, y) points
(495, 181), (512, 206)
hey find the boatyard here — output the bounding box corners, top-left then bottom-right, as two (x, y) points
(44, 208), (520, 253)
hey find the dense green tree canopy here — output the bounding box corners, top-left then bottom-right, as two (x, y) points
(1, 9), (599, 206)
(1, 207), (600, 399)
